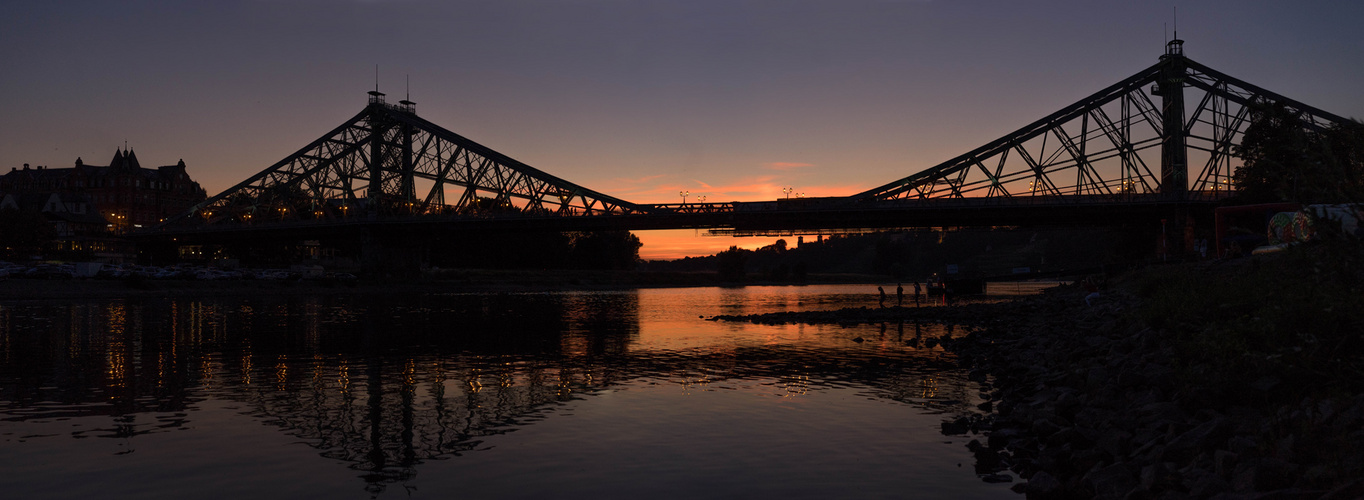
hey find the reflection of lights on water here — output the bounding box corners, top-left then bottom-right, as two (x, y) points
(312, 355), (325, 390)
(276, 355), (288, 391)
(919, 376), (939, 399)
(106, 345), (127, 393)
(467, 368), (484, 395)
(107, 303), (126, 337)
(557, 369), (574, 398)
(242, 352), (253, 386)
(781, 374), (809, 397)
(676, 371), (710, 396)
(337, 362), (351, 395)
(431, 361), (446, 399)
(201, 355), (216, 389)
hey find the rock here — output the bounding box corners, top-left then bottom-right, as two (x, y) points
(1181, 467), (1230, 498)
(1046, 426), (1088, 449)
(1163, 417), (1227, 463)
(996, 400), (1013, 417)
(1026, 471), (1063, 499)
(967, 439), (985, 452)
(974, 447), (1005, 473)
(1032, 418), (1063, 438)
(1232, 458), (1298, 492)
(1213, 450), (1239, 480)
(1137, 401), (1186, 422)
(1321, 478), (1364, 500)
(1085, 463), (1139, 500)
(1117, 368), (1147, 389)
(1139, 462), (1181, 492)
(941, 417), (971, 435)
(1096, 430), (1133, 462)
(988, 427), (1022, 450)
(1086, 367), (1113, 391)
(1226, 436), (1259, 457)
(1315, 399), (1336, 423)
(1249, 376), (1280, 393)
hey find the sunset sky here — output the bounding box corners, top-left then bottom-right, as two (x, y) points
(4, 1), (1362, 259)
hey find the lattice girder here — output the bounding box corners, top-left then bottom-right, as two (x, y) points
(168, 99), (649, 227)
(851, 47), (1358, 204)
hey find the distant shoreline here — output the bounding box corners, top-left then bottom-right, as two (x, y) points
(0, 270), (904, 301)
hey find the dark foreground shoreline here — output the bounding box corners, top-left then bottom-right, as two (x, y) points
(715, 271), (1364, 499)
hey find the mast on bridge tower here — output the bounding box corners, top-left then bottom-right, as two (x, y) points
(1154, 38), (1188, 199)
(366, 90), (388, 210)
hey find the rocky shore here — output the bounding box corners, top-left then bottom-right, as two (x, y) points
(713, 259), (1364, 499)
(709, 299), (1025, 327)
(948, 286), (1364, 499)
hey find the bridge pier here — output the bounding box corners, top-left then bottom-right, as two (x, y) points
(360, 227), (426, 279)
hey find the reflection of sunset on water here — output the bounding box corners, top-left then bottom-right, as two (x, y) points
(0, 287), (1003, 497)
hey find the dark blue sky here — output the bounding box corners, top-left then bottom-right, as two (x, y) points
(4, 0), (1361, 257)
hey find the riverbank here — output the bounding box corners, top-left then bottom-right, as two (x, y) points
(715, 241), (1364, 499)
(0, 270), (893, 301)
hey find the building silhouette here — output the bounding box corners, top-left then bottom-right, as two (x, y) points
(1, 148), (207, 259)
(2, 148), (207, 231)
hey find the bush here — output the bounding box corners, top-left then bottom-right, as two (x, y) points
(1131, 240), (1364, 405)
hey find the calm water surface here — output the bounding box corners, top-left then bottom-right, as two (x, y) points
(0, 284), (1030, 499)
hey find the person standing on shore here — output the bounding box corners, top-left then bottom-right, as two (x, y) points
(896, 283), (904, 307)
(1083, 278), (1101, 306)
(878, 286), (887, 308)
(913, 281), (921, 307)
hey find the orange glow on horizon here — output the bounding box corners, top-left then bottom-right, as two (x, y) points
(600, 166), (867, 204)
(625, 175), (864, 260)
(636, 229), (794, 261)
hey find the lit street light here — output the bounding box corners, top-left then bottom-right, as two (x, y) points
(680, 190), (689, 204)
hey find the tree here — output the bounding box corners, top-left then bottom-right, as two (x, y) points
(1234, 101), (1364, 203)
(0, 209), (54, 260)
(567, 231), (642, 270)
(715, 246), (747, 282)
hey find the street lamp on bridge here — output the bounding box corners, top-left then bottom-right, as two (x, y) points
(680, 190), (689, 204)
(782, 187), (793, 199)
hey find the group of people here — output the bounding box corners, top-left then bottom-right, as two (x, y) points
(878, 282), (924, 308)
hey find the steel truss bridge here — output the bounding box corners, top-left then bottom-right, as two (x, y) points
(150, 41), (1355, 245)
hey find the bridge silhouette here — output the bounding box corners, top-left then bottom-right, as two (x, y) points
(148, 40), (1354, 253)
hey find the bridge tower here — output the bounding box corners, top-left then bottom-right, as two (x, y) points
(1154, 38), (1188, 199)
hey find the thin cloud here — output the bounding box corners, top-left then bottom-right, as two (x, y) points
(606, 175), (867, 204)
(610, 174), (668, 185)
(763, 162), (816, 171)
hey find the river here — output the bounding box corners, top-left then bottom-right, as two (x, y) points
(0, 284), (1031, 499)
